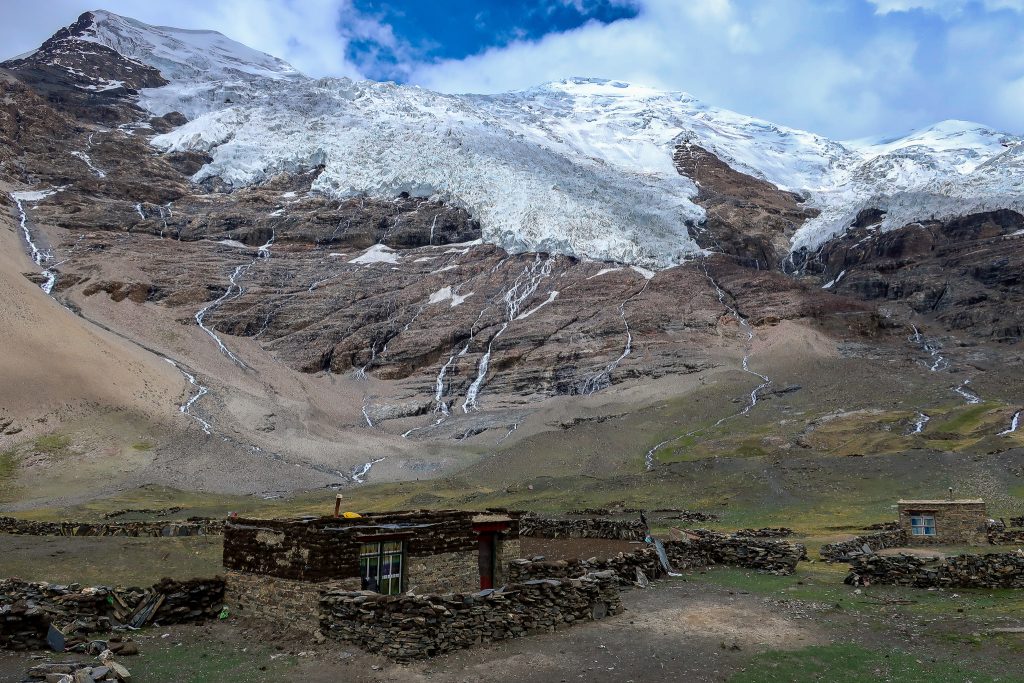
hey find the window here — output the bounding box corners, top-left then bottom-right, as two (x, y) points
(359, 541), (404, 595)
(910, 514), (936, 536)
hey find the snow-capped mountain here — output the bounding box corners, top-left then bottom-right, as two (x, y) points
(34, 10), (1024, 267)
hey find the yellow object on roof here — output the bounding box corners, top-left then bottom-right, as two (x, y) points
(342, 511), (362, 518)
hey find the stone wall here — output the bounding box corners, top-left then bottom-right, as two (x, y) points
(407, 550), (479, 594)
(507, 549), (661, 585)
(225, 570), (357, 633)
(846, 553), (1024, 589)
(665, 532), (806, 575)
(820, 528), (908, 562)
(319, 571), (621, 661)
(0, 516), (222, 537)
(988, 527), (1024, 545)
(518, 516), (646, 540)
(0, 577), (224, 651)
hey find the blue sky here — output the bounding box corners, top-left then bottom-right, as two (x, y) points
(2, 0), (1023, 138)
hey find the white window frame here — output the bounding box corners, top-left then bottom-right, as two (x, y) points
(910, 514), (936, 536)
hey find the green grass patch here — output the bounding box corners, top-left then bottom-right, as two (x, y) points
(0, 448), (18, 500)
(730, 643), (1022, 683)
(33, 433), (72, 455)
(132, 441), (155, 451)
(933, 402), (1002, 436)
(129, 636), (299, 683)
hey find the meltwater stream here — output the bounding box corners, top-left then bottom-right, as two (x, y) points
(11, 189), (62, 294)
(643, 259), (772, 470)
(195, 229), (276, 368)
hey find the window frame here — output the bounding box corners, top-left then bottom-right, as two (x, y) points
(909, 514), (936, 537)
(358, 539), (405, 595)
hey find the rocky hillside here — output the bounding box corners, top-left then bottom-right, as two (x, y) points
(0, 11), (1021, 503)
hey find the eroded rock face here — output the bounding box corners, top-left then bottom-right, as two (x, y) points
(0, 18), (952, 451)
(673, 142), (819, 271)
(2, 11), (166, 124)
(814, 210), (1024, 341)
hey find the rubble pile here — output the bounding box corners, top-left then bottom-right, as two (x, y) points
(846, 553), (1024, 588)
(665, 532), (806, 575)
(0, 578), (225, 650)
(507, 550), (661, 585)
(320, 571), (621, 661)
(23, 656), (134, 683)
(518, 516), (646, 540)
(0, 516), (222, 537)
(819, 528), (908, 562)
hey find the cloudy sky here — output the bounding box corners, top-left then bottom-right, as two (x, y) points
(2, 0), (1022, 138)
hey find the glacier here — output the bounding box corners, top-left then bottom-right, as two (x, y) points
(73, 11), (1024, 268)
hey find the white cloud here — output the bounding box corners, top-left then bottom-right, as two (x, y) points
(2, 0), (1022, 138)
(868, 0), (1024, 14)
(409, 0), (1024, 137)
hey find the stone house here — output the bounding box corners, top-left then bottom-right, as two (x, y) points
(222, 509), (520, 630)
(897, 499), (988, 546)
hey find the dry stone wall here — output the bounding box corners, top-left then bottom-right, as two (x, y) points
(518, 516), (646, 540)
(988, 527), (1024, 545)
(319, 571), (621, 661)
(846, 553), (1024, 588)
(820, 528), (908, 562)
(666, 532), (806, 575)
(0, 516), (222, 537)
(0, 577), (224, 651)
(507, 549), (661, 585)
(226, 570), (357, 633)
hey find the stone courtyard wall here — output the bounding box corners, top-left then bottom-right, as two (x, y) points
(820, 528), (908, 562)
(518, 516), (646, 540)
(319, 571), (621, 661)
(0, 516), (222, 537)
(846, 552), (1024, 588)
(0, 577), (224, 651)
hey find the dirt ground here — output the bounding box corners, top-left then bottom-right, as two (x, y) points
(4, 571), (1021, 683)
(0, 579), (818, 683)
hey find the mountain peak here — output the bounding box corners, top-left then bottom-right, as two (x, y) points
(62, 9), (303, 83)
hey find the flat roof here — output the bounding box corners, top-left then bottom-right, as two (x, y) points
(898, 499), (985, 505)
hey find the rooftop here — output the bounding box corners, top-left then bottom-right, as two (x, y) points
(898, 499), (985, 505)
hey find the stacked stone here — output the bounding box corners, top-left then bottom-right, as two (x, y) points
(0, 577), (225, 650)
(102, 506), (184, 519)
(988, 527), (1024, 545)
(518, 517), (646, 540)
(507, 549), (661, 585)
(820, 528), (908, 562)
(319, 571), (621, 661)
(0, 516), (222, 537)
(664, 533), (806, 575)
(846, 553), (1024, 588)
(734, 528), (795, 538)
(151, 578), (226, 623)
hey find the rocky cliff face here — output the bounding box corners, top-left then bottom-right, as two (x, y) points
(0, 11), (1021, 499)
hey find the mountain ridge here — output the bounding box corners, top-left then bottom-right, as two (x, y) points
(20, 10), (1020, 268)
